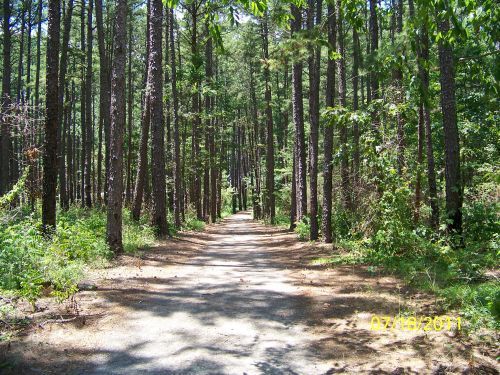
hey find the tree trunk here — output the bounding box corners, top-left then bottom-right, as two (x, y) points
(164, 11), (173, 213)
(337, 0), (350, 211)
(249, 63), (261, 219)
(34, 0), (42, 112)
(168, 8), (182, 227)
(17, 2), (26, 104)
(413, 2), (439, 230)
(231, 120), (237, 214)
(321, 0), (336, 243)
(67, 83), (75, 203)
(1, 0), (12, 196)
(80, 1), (86, 205)
(42, 0), (60, 231)
(291, 3), (307, 221)
(307, 0), (321, 238)
(290, 148), (297, 230)
(203, 103), (210, 221)
(60, 84), (71, 208)
(217, 116), (223, 219)
(131, 0), (151, 221)
(190, 2), (202, 220)
(26, 0), (33, 105)
(204, 29), (217, 224)
(395, 0), (405, 174)
(84, 0), (93, 207)
(352, 26), (360, 185)
(125, 8), (133, 205)
(58, 0), (74, 210)
(437, 15), (462, 236)
(149, 0), (167, 236)
(95, 0), (111, 205)
(106, 0), (127, 253)
(369, 0), (379, 134)
(414, 103), (424, 223)
(262, 12), (275, 224)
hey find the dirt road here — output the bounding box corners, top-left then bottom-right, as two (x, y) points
(2, 212), (497, 374)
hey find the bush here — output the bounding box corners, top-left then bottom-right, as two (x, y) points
(294, 218), (310, 241)
(184, 215), (206, 231)
(438, 282), (500, 330)
(0, 206), (158, 302)
(308, 172), (499, 331)
(123, 209), (156, 252)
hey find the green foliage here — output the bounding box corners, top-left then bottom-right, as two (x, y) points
(0, 206), (158, 303)
(436, 282), (500, 330)
(123, 209), (157, 253)
(0, 218), (86, 303)
(0, 167), (29, 209)
(371, 181), (426, 259)
(294, 218), (310, 241)
(184, 213), (206, 231)
(330, 204), (351, 240)
(307, 98), (499, 331)
(220, 186), (235, 219)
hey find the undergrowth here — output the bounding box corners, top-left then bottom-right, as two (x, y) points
(302, 177), (499, 332)
(309, 194), (498, 332)
(183, 213), (206, 231)
(0, 205), (156, 303)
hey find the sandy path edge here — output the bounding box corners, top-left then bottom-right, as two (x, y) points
(1, 211), (498, 374)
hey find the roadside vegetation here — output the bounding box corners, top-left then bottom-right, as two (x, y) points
(0, 205), (155, 304)
(304, 173), (499, 331)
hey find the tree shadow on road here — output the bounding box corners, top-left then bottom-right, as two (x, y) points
(2, 213), (495, 374)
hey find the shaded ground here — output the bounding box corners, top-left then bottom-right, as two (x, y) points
(1, 211), (498, 374)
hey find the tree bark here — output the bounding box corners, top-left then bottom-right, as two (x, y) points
(148, 0), (168, 236)
(1, 0), (12, 196)
(125, 7), (133, 205)
(131, 0), (151, 221)
(249, 63), (261, 220)
(203, 54), (210, 222)
(262, 12), (275, 224)
(307, 0), (322, 239)
(395, 0), (405, 175)
(17, 2), (26, 104)
(437, 15), (462, 236)
(58, 0), (74, 210)
(321, 0), (336, 243)
(67, 83), (75, 203)
(204, 28), (217, 224)
(42, 0), (60, 231)
(107, 0), (127, 253)
(369, 0), (380, 145)
(290, 3), (307, 221)
(83, 0), (93, 208)
(414, 103), (424, 223)
(290, 148), (297, 230)
(169, 8), (182, 227)
(26, 0), (33, 106)
(410, 0), (439, 230)
(95, 0), (111, 205)
(80, 1), (86, 205)
(352, 26), (360, 184)
(34, 0), (42, 109)
(190, 2), (202, 220)
(337, 0), (350, 211)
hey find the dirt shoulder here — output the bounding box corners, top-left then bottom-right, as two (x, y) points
(1, 212), (498, 374)
(260, 226), (499, 373)
(0, 226), (209, 373)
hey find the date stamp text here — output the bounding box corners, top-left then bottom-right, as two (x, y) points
(370, 315), (462, 331)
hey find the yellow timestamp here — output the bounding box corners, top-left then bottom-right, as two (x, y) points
(370, 315), (462, 331)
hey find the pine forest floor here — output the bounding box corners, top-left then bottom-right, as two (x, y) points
(0, 211), (498, 374)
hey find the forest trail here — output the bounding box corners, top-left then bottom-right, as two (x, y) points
(3, 212), (492, 374)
